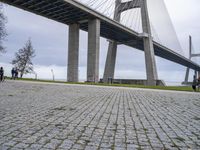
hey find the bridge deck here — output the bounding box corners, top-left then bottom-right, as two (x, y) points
(1, 0), (200, 71)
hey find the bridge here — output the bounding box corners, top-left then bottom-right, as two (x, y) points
(1, 0), (200, 85)
(183, 36), (200, 84)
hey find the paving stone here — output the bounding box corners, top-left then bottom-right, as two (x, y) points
(0, 81), (200, 149)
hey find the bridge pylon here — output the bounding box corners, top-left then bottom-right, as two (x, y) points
(183, 36), (200, 84)
(103, 0), (158, 86)
(103, 0), (121, 83)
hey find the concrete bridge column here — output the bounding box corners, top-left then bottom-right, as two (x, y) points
(198, 71), (200, 79)
(67, 23), (80, 82)
(195, 70), (197, 78)
(103, 0), (121, 83)
(87, 19), (100, 83)
(103, 41), (118, 82)
(184, 68), (190, 83)
(141, 0), (158, 86)
(184, 36), (192, 83)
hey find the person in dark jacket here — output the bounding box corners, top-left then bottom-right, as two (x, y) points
(11, 68), (15, 79)
(15, 68), (18, 79)
(192, 75), (197, 92)
(197, 75), (200, 91)
(0, 67), (4, 82)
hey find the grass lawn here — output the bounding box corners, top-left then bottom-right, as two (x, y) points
(6, 77), (199, 93)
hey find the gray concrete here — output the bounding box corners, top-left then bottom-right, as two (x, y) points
(103, 0), (121, 83)
(67, 23), (80, 82)
(0, 80), (200, 150)
(113, 0), (122, 22)
(112, 79), (166, 86)
(140, 0), (158, 86)
(103, 41), (118, 83)
(104, 0), (158, 85)
(184, 36), (200, 83)
(184, 36), (192, 83)
(87, 19), (100, 83)
(102, 0), (125, 83)
(195, 70), (197, 78)
(184, 68), (190, 83)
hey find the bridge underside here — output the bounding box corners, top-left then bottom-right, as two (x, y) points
(1, 0), (200, 71)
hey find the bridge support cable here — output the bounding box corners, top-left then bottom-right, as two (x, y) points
(103, 0), (140, 83)
(148, 0), (184, 57)
(103, 0), (158, 85)
(150, 22), (162, 44)
(67, 23), (80, 82)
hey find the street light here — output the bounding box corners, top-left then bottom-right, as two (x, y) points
(51, 69), (55, 81)
(33, 71), (37, 80)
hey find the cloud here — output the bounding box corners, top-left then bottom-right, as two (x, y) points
(0, 0), (200, 85)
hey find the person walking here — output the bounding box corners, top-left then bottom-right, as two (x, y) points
(11, 68), (15, 79)
(192, 75), (197, 92)
(14, 68), (18, 79)
(0, 67), (4, 82)
(197, 75), (200, 91)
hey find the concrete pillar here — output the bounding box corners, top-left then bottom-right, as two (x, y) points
(103, 0), (121, 83)
(87, 19), (100, 83)
(194, 70), (197, 78)
(141, 0), (158, 86)
(184, 68), (190, 83)
(198, 71), (200, 79)
(103, 41), (118, 82)
(67, 24), (79, 82)
(184, 36), (192, 83)
(113, 0), (122, 22)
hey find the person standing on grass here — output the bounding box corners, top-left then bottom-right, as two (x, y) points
(198, 75), (200, 91)
(192, 75), (197, 92)
(11, 68), (15, 79)
(14, 68), (18, 79)
(0, 67), (4, 82)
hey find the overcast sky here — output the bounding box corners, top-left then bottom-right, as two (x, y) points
(0, 0), (200, 85)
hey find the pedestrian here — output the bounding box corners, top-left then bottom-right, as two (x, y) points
(15, 68), (18, 79)
(197, 75), (200, 91)
(0, 67), (4, 82)
(11, 68), (15, 79)
(192, 75), (197, 92)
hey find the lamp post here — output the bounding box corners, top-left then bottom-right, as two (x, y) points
(51, 69), (55, 81)
(35, 72), (37, 80)
(32, 71), (37, 80)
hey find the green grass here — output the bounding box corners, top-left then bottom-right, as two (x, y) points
(5, 77), (199, 92)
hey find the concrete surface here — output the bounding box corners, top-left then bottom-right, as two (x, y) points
(0, 80), (200, 150)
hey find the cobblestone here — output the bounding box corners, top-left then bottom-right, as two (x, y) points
(0, 81), (200, 150)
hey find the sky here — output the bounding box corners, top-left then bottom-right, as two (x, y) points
(0, 0), (200, 85)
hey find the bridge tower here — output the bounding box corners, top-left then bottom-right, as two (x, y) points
(184, 36), (200, 84)
(103, 0), (158, 86)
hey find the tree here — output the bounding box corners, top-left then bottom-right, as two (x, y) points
(12, 39), (36, 78)
(0, 3), (7, 53)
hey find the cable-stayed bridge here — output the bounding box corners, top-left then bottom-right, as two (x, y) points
(1, 0), (200, 85)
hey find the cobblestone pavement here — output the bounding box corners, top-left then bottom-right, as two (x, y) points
(0, 81), (200, 150)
